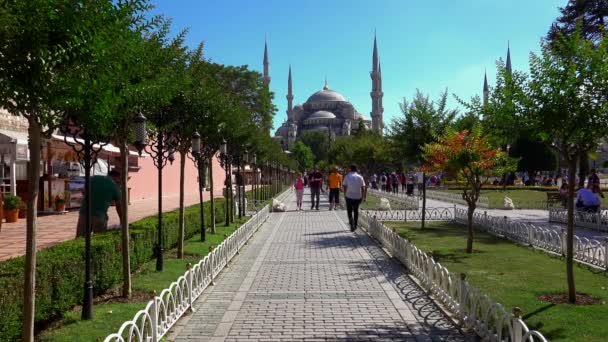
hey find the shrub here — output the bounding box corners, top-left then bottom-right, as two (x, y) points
(0, 197), (230, 341)
(3, 194), (22, 210)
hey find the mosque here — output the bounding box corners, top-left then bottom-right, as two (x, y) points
(269, 35), (384, 150)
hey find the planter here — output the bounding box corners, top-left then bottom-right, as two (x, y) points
(5, 209), (18, 223)
(55, 202), (66, 212)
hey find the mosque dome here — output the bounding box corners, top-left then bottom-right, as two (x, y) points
(275, 123), (288, 136)
(306, 84), (347, 103)
(307, 110), (336, 119)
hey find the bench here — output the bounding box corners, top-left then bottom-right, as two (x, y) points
(546, 192), (563, 208)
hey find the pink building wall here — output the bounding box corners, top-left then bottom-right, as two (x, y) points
(128, 151), (226, 201)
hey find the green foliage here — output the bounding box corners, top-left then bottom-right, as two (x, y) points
(0, 199), (228, 341)
(290, 141), (314, 172)
(297, 131), (329, 162)
(327, 133), (393, 175)
(526, 24), (608, 162)
(509, 132), (556, 173)
(3, 194), (22, 210)
(547, 0), (608, 44)
(389, 88), (458, 165)
(387, 221), (608, 342)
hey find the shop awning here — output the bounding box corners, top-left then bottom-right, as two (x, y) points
(51, 134), (143, 156)
(0, 129), (28, 145)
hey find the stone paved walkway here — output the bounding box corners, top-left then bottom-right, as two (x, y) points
(169, 191), (465, 342)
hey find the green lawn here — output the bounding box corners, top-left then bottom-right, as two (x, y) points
(384, 221), (608, 342)
(361, 193), (409, 210)
(39, 216), (250, 342)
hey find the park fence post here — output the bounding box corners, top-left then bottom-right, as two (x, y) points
(561, 228), (567, 256)
(458, 273), (467, 323)
(151, 293), (158, 342)
(511, 307), (523, 342)
(186, 263), (195, 312)
(604, 238), (608, 271)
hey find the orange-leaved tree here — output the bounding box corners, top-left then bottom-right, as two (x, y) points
(421, 126), (516, 253)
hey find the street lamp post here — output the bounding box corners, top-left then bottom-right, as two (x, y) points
(187, 131), (206, 242)
(219, 141), (232, 226)
(60, 123), (107, 320)
(138, 111), (173, 272)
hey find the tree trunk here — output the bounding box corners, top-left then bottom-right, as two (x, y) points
(22, 121), (41, 342)
(421, 172), (426, 229)
(119, 143), (131, 298)
(177, 150), (186, 259)
(209, 155), (216, 233)
(578, 153), (588, 188)
(566, 161), (577, 303)
(466, 203), (476, 253)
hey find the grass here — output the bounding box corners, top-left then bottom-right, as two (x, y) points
(442, 188), (608, 209)
(384, 220), (608, 342)
(361, 193), (409, 210)
(39, 216), (250, 342)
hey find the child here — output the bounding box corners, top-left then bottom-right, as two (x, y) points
(294, 173), (305, 210)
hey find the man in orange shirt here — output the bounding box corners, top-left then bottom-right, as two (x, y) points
(327, 167), (343, 210)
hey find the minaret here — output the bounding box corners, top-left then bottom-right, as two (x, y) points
(370, 33), (384, 135)
(505, 41), (512, 75)
(483, 70), (489, 106)
(286, 65), (293, 119)
(263, 38), (271, 86)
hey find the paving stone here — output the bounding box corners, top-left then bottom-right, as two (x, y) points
(170, 190), (465, 342)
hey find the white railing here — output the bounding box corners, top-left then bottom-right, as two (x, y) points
(368, 188), (419, 210)
(455, 208), (608, 271)
(549, 207), (608, 232)
(361, 214), (548, 342)
(362, 207), (453, 222)
(425, 190), (490, 209)
(104, 203), (273, 342)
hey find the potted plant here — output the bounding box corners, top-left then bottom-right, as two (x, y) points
(18, 201), (26, 219)
(4, 194), (21, 223)
(54, 195), (66, 212)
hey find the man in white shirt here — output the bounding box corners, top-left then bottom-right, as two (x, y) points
(342, 165), (366, 232)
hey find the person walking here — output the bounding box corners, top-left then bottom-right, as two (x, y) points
(294, 173), (305, 210)
(327, 167), (343, 210)
(391, 172), (399, 193)
(76, 169), (122, 237)
(343, 165), (366, 232)
(308, 166), (323, 210)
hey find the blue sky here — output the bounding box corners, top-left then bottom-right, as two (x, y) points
(151, 0), (564, 131)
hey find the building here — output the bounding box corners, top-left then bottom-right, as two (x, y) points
(273, 34), (384, 150)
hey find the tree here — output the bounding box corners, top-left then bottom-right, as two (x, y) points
(389, 88), (458, 164)
(0, 1), (147, 338)
(421, 127), (515, 253)
(547, 0), (608, 44)
(297, 130), (329, 162)
(290, 141), (314, 172)
(509, 131), (556, 182)
(524, 24), (608, 303)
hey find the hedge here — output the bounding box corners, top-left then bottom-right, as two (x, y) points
(0, 197), (229, 341)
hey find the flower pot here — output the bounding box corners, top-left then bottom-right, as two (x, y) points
(5, 209), (19, 223)
(55, 203), (66, 212)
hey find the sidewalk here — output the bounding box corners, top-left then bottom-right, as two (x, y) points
(169, 190), (465, 341)
(0, 190), (223, 261)
(421, 197), (608, 240)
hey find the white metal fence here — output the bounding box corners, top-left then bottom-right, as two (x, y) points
(455, 208), (608, 271)
(362, 207), (453, 222)
(424, 190), (490, 208)
(368, 188), (419, 210)
(103, 189), (293, 342)
(361, 214), (548, 342)
(549, 207), (608, 232)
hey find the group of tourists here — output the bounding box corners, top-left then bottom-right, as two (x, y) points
(369, 171), (419, 195)
(294, 165), (366, 232)
(568, 168), (605, 212)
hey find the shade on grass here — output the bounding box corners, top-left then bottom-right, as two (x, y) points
(39, 217), (249, 342)
(360, 193), (407, 210)
(384, 221), (608, 342)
